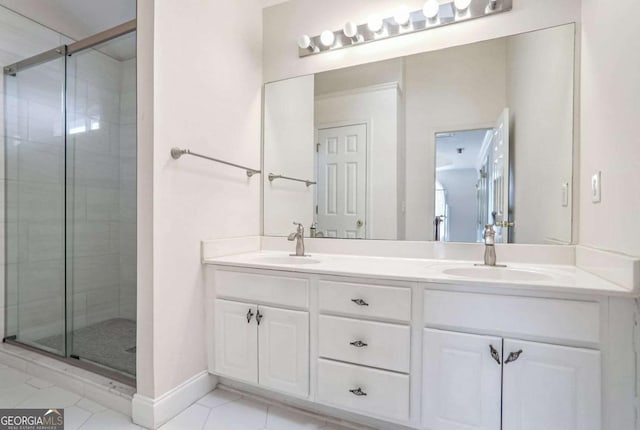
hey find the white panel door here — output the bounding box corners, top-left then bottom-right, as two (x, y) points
(258, 305), (309, 397)
(489, 108), (510, 243)
(502, 339), (601, 430)
(317, 124), (367, 239)
(423, 329), (502, 430)
(214, 299), (258, 383)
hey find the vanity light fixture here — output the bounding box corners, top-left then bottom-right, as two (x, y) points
(297, 0), (512, 57)
(320, 30), (336, 47)
(367, 16), (384, 33)
(454, 0), (472, 12)
(393, 6), (411, 27)
(423, 0), (440, 20)
(297, 34), (317, 53)
(343, 21), (361, 42)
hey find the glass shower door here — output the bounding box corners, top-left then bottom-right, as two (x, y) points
(65, 31), (137, 377)
(4, 49), (67, 355)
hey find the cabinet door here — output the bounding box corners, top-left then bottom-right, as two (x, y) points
(423, 329), (502, 430)
(258, 305), (309, 396)
(502, 339), (601, 430)
(214, 299), (258, 383)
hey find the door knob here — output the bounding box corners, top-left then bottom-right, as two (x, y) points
(246, 308), (254, 323)
(356, 219), (364, 228)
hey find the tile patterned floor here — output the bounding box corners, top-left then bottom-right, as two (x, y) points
(0, 362), (354, 430)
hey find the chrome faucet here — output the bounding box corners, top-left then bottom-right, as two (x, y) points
(288, 222), (306, 256)
(483, 224), (497, 266)
(478, 224), (506, 267)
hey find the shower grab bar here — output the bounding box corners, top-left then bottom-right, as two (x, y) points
(268, 173), (316, 187)
(170, 147), (261, 178)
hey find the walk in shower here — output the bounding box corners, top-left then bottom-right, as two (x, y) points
(2, 9), (137, 382)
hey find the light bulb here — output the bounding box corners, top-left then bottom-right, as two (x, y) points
(343, 21), (360, 41)
(367, 16), (384, 33)
(297, 34), (314, 51)
(423, 0), (440, 19)
(454, 0), (472, 11)
(393, 6), (411, 26)
(320, 30), (336, 47)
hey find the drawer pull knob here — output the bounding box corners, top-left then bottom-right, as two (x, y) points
(349, 387), (367, 396)
(256, 309), (264, 325)
(505, 349), (523, 364)
(351, 298), (369, 306)
(246, 308), (254, 323)
(350, 340), (368, 348)
(489, 344), (501, 365)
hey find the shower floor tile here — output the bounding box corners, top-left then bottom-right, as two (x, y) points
(36, 318), (136, 377)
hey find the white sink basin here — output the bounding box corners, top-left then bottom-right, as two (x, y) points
(255, 256), (321, 265)
(443, 266), (553, 282)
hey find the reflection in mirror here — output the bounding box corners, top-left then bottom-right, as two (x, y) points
(263, 24), (575, 244)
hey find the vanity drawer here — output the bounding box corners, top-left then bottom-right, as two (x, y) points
(319, 315), (410, 373)
(318, 280), (411, 322)
(317, 359), (410, 422)
(215, 270), (309, 309)
(424, 290), (600, 344)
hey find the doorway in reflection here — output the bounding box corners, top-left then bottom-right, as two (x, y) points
(435, 128), (493, 243)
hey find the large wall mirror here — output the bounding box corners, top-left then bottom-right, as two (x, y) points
(263, 24), (575, 244)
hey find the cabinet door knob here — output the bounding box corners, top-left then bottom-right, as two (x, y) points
(349, 387), (367, 396)
(351, 298), (369, 306)
(505, 349), (523, 364)
(350, 340), (368, 348)
(246, 308), (254, 323)
(256, 309), (263, 325)
(489, 344), (501, 365)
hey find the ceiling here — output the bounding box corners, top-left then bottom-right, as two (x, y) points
(0, 0), (136, 60)
(435, 129), (492, 172)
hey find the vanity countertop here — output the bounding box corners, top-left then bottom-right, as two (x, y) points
(204, 251), (636, 297)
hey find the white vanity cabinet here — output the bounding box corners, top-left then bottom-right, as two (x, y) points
(316, 279), (412, 422)
(423, 290), (602, 430)
(422, 329), (503, 430)
(211, 270), (310, 397)
(501, 339), (600, 430)
(205, 261), (629, 430)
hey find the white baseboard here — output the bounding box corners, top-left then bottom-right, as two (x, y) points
(132, 371), (217, 429)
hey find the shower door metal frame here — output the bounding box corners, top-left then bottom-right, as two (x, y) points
(3, 19), (136, 75)
(3, 19), (137, 387)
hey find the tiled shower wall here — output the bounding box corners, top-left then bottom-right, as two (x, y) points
(0, 5), (136, 343)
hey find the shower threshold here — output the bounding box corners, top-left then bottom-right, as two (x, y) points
(4, 318), (136, 387)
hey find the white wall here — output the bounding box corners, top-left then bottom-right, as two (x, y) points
(506, 25), (575, 244)
(263, 0), (581, 83)
(580, 0), (640, 258)
(263, 76), (315, 236)
(314, 85), (399, 239)
(404, 39), (507, 240)
(139, 0), (263, 399)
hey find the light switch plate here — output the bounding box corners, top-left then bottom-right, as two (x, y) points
(561, 182), (569, 207)
(591, 171), (601, 203)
